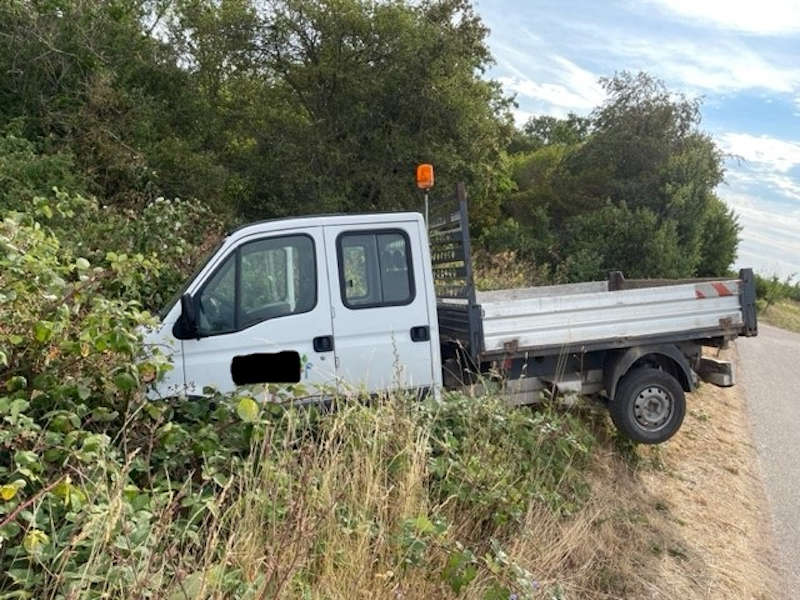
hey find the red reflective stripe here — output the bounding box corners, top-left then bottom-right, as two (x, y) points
(695, 289), (706, 299)
(711, 282), (733, 297)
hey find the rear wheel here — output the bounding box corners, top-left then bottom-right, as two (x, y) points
(610, 367), (686, 444)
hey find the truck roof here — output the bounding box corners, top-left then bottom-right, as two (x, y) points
(226, 211), (424, 243)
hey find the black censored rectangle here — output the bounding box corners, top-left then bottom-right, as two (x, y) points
(230, 351), (302, 385)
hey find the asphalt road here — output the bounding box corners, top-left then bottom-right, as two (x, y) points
(737, 323), (800, 596)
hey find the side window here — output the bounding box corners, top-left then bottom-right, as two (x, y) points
(197, 253), (236, 335)
(338, 230), (414, 308)
(196, 234), (317, 336)
(239, 236), (316, 328)
(342, 244), (369, 299)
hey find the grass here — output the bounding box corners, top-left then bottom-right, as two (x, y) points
(3, 391), (604, 599)
(759, 299), (800, 333)
(3, 373), (779, 599)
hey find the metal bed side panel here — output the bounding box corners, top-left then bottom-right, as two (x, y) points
(480, 279), (746, 354)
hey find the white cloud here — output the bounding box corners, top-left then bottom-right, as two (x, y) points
(645, 0), (800, 35)
(722, 191), (800, 278)
(763, 173), (800, 199)
(497, 53), (604, 118)
(604, 37), (800, 95)
(500, 76), (598, 114)
(522, 14), (800, 98)
(510, 107), (533, 126)
(717, 133), (800, 174)
(728, 168), (800, 200)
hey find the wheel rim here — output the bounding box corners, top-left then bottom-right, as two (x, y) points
(632, 385), (673, 431)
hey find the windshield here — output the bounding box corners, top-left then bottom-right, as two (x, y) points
(158, 238), (226, 321)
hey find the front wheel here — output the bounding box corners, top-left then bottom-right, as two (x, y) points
(609, 367), (686, 444)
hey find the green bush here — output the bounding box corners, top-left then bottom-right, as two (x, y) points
(0, 204), (266, 596)
(0, 206), (597, 597)
(425, 392), (593, 525)
(0, 129), (84, 211)
(0, 167), (599, 598)
(560, 203), (691, 281)
(755, 273), (800, 309)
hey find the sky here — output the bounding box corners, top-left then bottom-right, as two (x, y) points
(475, 0), (800, 280)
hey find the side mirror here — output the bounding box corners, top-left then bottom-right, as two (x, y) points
(179, 293), (198, 338)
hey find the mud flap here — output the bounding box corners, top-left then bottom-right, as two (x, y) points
(698, 357), (735, 387)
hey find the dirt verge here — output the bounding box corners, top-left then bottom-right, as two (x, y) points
(592, 349), (780, 599)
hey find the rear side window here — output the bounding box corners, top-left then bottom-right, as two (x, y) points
(337, 230), (414, 308)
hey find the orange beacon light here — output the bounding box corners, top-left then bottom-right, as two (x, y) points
(416, 164), (434, 190)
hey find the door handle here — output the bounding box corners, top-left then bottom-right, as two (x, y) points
(410, 326), (430, 342)
(313, 335), (334, 352)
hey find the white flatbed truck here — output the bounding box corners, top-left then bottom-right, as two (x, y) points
(147, 184), (758, 443)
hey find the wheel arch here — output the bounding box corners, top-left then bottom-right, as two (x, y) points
(604, 344), (695, 401)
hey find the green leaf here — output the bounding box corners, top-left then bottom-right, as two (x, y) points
(443, 549), (478, 595)
(9, 398), (29, 416)
(167, 568), (223, 600)
(145, 402), (165, 420)
(0, 484), (17, 501)
(113, 372), (137, 392)
(413, 514), (435, 534)
(0, 349), (7, 368)
(91, 406), (119, 422)
(52, 479), (71, 502)
(23, 529), (49, 556)
(82, 433), (110, 452)
(482, 584), (512, 600)
(6, 376), (27, 392)
(33, 321), (52, 343)
(75, 257), (90, 270)
(15, 450), (41, 473)
(0, 521), (21, 543)
(77, 383), (91, 401)
(123, 484), (140, 502)
(236, 397), (259, 423)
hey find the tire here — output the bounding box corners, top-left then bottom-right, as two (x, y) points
(609, 367), (686, 444)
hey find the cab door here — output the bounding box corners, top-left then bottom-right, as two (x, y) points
(181, 227), (336, 396)
(323, 221), (436, 394)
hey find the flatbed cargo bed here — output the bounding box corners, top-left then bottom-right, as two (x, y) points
(430, 188), (757, 364)
(474, 275), (755, 357)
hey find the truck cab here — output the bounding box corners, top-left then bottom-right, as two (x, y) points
(149, 212), (442, 397)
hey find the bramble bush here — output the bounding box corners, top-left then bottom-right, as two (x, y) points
(1, 195), (597, 598)
(15, 189), (223, 312)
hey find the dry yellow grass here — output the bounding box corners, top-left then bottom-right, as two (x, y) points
(465, 350), (780, 600)
(639, 382), (777, 598)
(761, 300), (800, 334)
(567, 358), (777, 599)
(165, 379), (777, 600)
(74, 364), (776, 600)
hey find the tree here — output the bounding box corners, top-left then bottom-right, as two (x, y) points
(695, 195), (741, 277)
(500, 72), (740, 279)
(561, 203), (690, 281)
(560, 72), (734, 272)
(1, 0), (514, 224)
(0, 128), (83, 210)
(509, 113), (591, 153)
(169, 0), (514, 223)
(0, 0), (191, 204)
